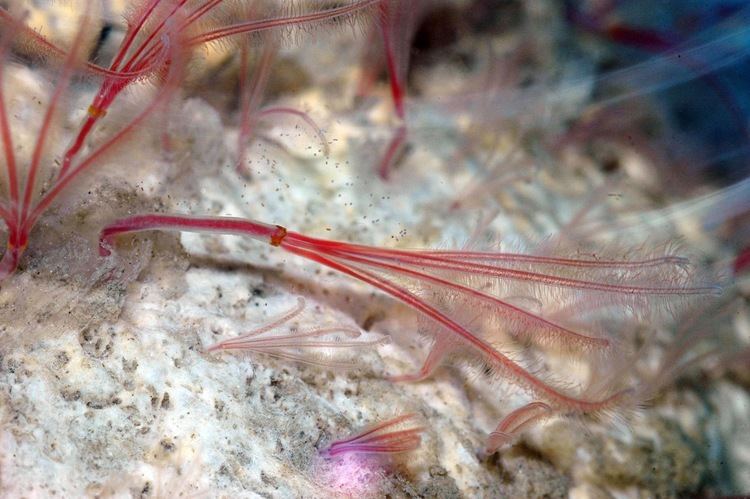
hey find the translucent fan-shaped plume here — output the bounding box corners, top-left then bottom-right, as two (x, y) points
(206, 296), (388, 369)
(321, 413), (424, 458)
(98, 213), (720, 450)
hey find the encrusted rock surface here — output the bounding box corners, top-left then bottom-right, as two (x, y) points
(0, 1), (748, 497)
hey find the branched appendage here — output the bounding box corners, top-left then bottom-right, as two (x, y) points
(205, 296), (387, 368)
(236, 41), (277, 174)
(482, 402), (556, 455)
(368, 0), (426, 179)
(98, 213), (720, 450)
(0, 1), (377, 280)
(322, 413), (424, 458)
(376, 1), (406, 180)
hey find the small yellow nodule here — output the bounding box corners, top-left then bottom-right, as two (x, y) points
(270, 225), (287, 247)
(87, 105), (106, 118)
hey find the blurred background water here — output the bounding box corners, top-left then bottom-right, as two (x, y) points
(563, 0), (750, 188)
